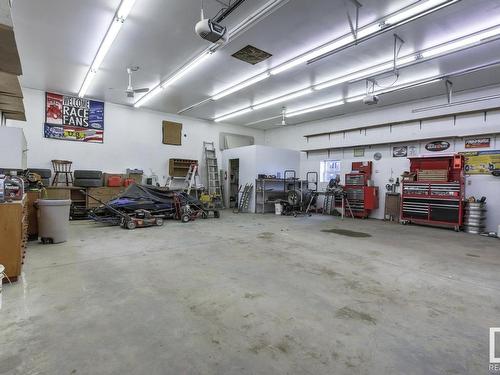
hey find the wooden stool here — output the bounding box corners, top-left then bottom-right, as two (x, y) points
(51, 160), (74, 186)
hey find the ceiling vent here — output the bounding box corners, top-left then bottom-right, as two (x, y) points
(232, 45), (272, 65)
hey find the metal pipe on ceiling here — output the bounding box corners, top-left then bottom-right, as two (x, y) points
(214, 0), (247, 23)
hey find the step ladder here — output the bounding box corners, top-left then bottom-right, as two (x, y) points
(203, 141), (222, 198)
(235, 183), (253, 213)
(203, 141), (224, 209)
(185, 163), (198, 195)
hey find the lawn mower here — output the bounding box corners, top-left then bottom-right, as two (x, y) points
(84, 190), (164, 230)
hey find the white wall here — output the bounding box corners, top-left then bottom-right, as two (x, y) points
(265, 86), (500, 231)
(221, 145), (300, 212)
(5, 88), (264, 186)
(0, 127), (27, 169)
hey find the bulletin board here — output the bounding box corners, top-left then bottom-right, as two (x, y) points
(162, 121), (182, 145)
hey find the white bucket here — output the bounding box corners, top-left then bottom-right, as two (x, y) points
(275, 203), (283, 215)
(0, 264), (4, 309)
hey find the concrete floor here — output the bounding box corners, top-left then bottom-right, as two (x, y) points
(1, 212), (499, 375)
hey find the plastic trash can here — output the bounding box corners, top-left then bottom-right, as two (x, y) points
(36, 199), (71, 244)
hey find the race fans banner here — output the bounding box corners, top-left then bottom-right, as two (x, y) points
(44, 92), (104, 143)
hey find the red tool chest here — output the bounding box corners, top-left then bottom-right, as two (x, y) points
(344, 162), (379, 218)
(401, 154), (465, 230)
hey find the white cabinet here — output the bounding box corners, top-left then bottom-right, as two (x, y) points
(0, 127), (27, 170)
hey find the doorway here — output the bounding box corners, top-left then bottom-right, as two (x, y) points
(229, 159), (240, 208)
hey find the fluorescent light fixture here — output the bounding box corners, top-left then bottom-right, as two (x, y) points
(78, 0), (137, 97)
(315, 61), (394, 90)
(198, 0), (457, 102)
(287, 100), (344, 118)
(213, 73), (270, 100)
(212, 23), (500, 123)
(346, 76), (440, 102)
(214, 107), (253, 122)
(162, 52), (212, 88)
(356, 23), (382, 39)
(284, 77), (440, 120)
(270, 36), (356, 76)
(377, 78), (442, 95)
(116, 0), (137, 19)
(90, 20), (123, 73)
(346, 95), (365, 103)
(133, 85), (163, 108)
(79, 71), (97, 99)
(253, 88), (313, 110)
(397, 55), (418, 65)
(385, 0), (456, 25)
(136, 0), (288, 110)
(134, 52), (212, 108)
(422, 26), (500, 58)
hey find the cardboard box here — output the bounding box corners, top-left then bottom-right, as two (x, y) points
(86, 187), (125, 208)
(127, 173), (143, 184)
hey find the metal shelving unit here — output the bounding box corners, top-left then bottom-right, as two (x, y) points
(254, 178), (307, 214)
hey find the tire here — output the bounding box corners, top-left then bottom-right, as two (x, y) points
(214, 211), (220, 218)
(74, 170), (103, 179)
(181, 214), (190, 223)
(156, 218), (164, 226)
(126, 220), (136, 230)
(74, 178), (103, 187)
(26, 168), (51, 178)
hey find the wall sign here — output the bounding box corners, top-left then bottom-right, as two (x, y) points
(425, 140), (450, 152)
(44, 92), (104, 143)
(392, 146), (408, 157)
(461, 150), (500, 175)
(353, 148), (365, 157)
(465, 137), (490, 149)
(408, 145), (418, 157)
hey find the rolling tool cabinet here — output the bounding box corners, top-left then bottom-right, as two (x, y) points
(400, 154), (465, 231)
(343, 162), (379, 218)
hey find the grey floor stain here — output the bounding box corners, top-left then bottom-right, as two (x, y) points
(0, 355), (22, 374)
(321, 229), (371, 238)
(257, 232), (274, 240)
(244, 292), (263, 299)
(335, 307), (377, 325)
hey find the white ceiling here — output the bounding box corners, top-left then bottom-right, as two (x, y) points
(12, 0), (500, 129)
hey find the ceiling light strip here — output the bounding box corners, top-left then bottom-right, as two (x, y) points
(248, 60), (500, 126)
(274, 77), (442, 121)
(135, 0), (290, 108)
(287, 100), (345, 118)
(78, 0), (136, 98)
(213, 24), (500, 122)
(208, 0), (458, 102)
(308, 0), (460, 64)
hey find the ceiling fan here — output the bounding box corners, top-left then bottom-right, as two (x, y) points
(125, 67), (149, 98)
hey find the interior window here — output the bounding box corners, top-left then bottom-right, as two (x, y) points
(320, 160), (341, 183)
